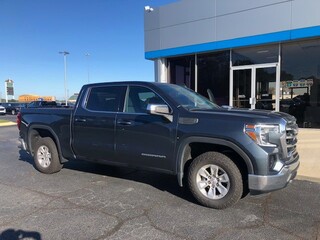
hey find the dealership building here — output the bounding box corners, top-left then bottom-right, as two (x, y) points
(144, 0), (320, 128)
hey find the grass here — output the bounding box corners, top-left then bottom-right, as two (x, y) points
(0, 119), (8, 123)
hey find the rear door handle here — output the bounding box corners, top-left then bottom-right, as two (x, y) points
(117, 120), (132, 126)
(75, 118), (87, 123)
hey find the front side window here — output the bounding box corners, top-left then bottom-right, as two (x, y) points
(86, 86), (124, 112)
(124, 86), (166, 113)
(158, 84), (220, 111)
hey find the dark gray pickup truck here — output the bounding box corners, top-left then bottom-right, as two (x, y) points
(18, 81), (299, 209)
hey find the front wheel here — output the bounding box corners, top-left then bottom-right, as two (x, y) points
(188, 152), (243, 209)
(34, 137), (63, 174)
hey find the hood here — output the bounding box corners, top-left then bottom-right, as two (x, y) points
(189, 107), (296, 124)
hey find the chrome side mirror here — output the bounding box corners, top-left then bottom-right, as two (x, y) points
(147, 104), (173, 122)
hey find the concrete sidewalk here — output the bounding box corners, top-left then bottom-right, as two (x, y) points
(297, 129), (320, 182)
(0, 121), (17, 127)
(0, 121), (16, 127)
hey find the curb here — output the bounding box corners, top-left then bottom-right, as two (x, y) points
(296, 175), (320, 184)
(0, 121), (16, 127)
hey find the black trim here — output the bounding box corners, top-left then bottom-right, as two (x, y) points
(176, 136), (254, 186)
(28, 124), (69, 163)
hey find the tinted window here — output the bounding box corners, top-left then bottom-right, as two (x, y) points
(198, 51), (230, 106)
(168, 56), (195, 90)
(158, 84), (220, 111)
(27, 102), (37, 108)
(281, 39), (320, 128)
(232, 44), (279, 66)
(86, 86), (124, 112)
(124, 86), (166, 113)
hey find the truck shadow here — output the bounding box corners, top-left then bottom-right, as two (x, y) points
(18, 148), (34, 164)
(18, 148), (197, 205)
(0, 229), (42, 240)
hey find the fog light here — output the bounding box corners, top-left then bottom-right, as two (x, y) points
(269, 155), (284, 172)
(273, 161), (284, 172)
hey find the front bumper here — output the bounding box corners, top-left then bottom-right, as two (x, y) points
(248, 159), (300, 193)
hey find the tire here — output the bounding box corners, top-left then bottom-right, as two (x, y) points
(33, 137), (63, 174)
(188, 152), (243, 209)
(11, 109), (16, 115)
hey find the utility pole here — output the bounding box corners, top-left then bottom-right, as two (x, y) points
(59, 51), (69, 106)
(85, 53), (90, 83)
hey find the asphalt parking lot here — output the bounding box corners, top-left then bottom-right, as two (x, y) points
(0, 114), (17, 123)
(0, 124), (319, 240)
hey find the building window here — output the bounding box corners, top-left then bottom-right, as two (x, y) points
(281, 39), (320, 128)
(197, 51), (230, 106)
(167, 56), (195, 90)
(232, 44), (279, 66)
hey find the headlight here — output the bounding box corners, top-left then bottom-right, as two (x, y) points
(245, 124), (280, 147)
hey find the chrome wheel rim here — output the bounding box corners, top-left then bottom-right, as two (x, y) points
(196, 164), (230, 200)
(37, 145), (52, 168)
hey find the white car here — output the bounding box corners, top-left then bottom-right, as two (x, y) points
(0, 105), (5, 115)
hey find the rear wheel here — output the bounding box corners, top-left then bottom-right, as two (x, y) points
(34, 137), (62, 174)
(188, 152), (243, 209)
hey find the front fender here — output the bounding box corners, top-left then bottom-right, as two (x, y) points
(175, 136), (254, 186)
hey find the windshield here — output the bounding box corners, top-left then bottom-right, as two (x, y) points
(157, 84), (220, 111)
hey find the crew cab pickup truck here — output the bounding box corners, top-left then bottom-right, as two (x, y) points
(18, 81), (299, 209)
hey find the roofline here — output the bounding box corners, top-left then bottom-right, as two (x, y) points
(83, 81), (168, 88)
(145, 25), (320, 59)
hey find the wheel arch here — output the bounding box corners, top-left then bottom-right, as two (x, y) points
(27, 124), (68, 163)
(176, 137), (254, 187)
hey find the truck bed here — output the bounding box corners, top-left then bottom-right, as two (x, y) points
(20, 107), (74, 160)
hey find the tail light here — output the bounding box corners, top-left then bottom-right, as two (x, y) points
(17, 112), (21, 130)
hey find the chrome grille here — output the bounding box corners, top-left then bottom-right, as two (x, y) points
(285, 120), (299, 163)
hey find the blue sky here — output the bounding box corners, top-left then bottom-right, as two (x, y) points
(0, 0), (176, 100)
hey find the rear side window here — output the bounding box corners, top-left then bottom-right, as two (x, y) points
(86, 86), (124, 112)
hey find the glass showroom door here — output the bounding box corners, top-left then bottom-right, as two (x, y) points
(255, 66), (277, 111)
(232, 68), (253, 109)
(231, 63), (279, 110)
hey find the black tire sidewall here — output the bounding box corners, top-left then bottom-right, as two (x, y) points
(188, 152), (243, 209)
(34, 137), (62, 174)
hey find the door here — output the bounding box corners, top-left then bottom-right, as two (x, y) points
(72, 85), (126, 161)
(232, 68), (252, 109)
(231, 63), (279, 110)
(115, 85), (176, 172)
(255, 67), (277, 110)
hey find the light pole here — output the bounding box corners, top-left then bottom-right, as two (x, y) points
(85, 53), (90, 83)
(59, 51), (69, 106)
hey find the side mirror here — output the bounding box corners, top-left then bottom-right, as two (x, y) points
(147, 104), (173, 122)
